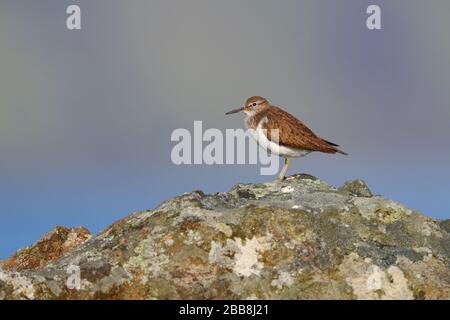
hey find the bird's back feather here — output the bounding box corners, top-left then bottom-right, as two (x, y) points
(247, 106), (347, 155)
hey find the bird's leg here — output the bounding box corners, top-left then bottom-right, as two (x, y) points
(277, 157), (291, 181)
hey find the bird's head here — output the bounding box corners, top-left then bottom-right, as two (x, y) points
(226, 96), (269, 116)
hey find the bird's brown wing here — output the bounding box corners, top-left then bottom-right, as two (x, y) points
(264, 106), (342, 154)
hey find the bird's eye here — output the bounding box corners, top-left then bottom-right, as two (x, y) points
(252, 103), (257, 107)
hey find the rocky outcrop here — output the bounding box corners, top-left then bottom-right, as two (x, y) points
(0, 176), (449, 300)
(1, 226), (91, 271)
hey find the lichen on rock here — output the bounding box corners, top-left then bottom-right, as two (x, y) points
(1, 226), (91, 272)
(0, 176), (449, 300)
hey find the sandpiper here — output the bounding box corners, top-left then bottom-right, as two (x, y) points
(226, 96), (347, 181)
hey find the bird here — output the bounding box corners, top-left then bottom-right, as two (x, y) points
(226, 96), (347, 181)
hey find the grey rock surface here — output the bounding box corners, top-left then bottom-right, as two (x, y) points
(0, 176), (449, 299)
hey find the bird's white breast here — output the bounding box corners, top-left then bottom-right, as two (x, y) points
(247, 116), (311, 158)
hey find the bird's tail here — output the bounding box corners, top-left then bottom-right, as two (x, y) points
(322, 139), (348, 156)
(335, 148), (348, 156)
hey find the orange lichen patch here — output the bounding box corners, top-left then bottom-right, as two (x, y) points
(171, 257), (217, 288)
(179, 218), (203, 232)
(2, 226), (91, 271)
(98, 215), (136, 236)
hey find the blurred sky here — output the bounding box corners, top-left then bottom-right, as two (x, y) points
(1, 0), (449, 258)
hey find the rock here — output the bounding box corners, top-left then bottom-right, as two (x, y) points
(338, 179), (373, 197)
(440, 220), (450, 233)
(1, 226), (91, 271)
(0, 177), (449, 300)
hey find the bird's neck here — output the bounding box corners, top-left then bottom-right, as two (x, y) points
(245, 106), (270, 129)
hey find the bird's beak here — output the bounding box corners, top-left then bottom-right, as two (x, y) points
(225, 107), (245, 115)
